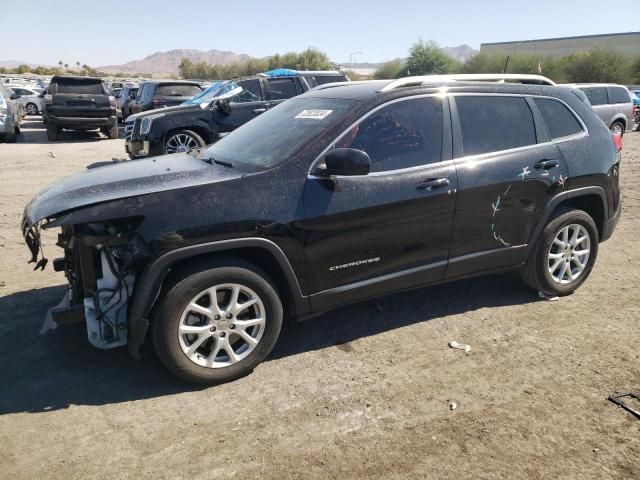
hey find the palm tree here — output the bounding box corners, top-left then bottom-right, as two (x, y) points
(76, 61), (80, 71)
(64, 63), (69, 70)
(58, 60), (63, 67)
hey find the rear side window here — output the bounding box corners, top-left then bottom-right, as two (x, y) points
(535, 98), (583, 139)
(310, 75), (348, 86)
(51, 79), (105, 94)
(156, 84), (202, 97)
(608, 87), (631, 104)
(267, 78), (299, 101)
(456, 96), (536, 156)
(336, 97), (443, 172)
(581, 87), (608, 106)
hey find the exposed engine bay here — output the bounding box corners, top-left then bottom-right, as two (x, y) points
(25, 219), (151, 349)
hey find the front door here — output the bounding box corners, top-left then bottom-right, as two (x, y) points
(300, 96), (457, 311)
(216, 78), (269, 134)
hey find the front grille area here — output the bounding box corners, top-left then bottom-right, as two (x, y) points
(125, 121), (134, 141)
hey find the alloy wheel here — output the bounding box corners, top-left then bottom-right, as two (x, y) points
(165, 133), (200, 154)
(610, 123), (624, 135)
(547, 224), (591, 284)
(178, 283), (266, 368)
(26, 103), (38, 115)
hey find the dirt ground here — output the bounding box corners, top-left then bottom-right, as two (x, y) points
(0, 117), (638, 480)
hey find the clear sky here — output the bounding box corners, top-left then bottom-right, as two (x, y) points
(2, 0), (638, 66)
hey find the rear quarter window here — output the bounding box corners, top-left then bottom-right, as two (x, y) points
(535, 98), (583, 140)
(608, 87), (631, 104)
(455, 95), (537, 156)
(581, 87), (608, 106)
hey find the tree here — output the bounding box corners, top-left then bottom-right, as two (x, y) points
(58, 60), (63, 67)
(374, 59), (404, 79)
(15, 64), (31, 74)
(64, 63), (69, 69)
(564, 49), (633, 84)
(76, 61), (80, 70)
(404, 39), (458, 77)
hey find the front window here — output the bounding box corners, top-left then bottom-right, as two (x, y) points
(203, 97), (357, 169)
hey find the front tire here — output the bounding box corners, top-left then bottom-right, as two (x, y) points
(46, 124), (60, 141)
(520, 208), (599, 296)
(164, 129), (205, 155)
(152, 259), (283, 384)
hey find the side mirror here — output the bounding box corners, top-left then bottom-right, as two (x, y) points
(316, 148), (371, 176)
(215, 98), (232, 115)
(10, 93), (20, 100)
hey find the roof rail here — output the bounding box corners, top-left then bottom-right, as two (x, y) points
(380, 74), (556, 91)
(311, 80), (381, 91)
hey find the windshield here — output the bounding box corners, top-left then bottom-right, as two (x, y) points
(182, 81), (225, 105)
(203, 97), (357, 169)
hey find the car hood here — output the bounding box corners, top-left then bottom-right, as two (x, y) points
(127, 104), (201, 121)
(23, 153), (241, 230)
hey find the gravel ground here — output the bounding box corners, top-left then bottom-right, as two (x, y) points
(0, 117), (639, 480)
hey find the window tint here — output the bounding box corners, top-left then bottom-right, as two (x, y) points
(608, 87), (631, 104)
(456, 96), (536, 156)
(336, 97), (443, 172)
(535, 98), (583, 139)
(267, 78), (298, 101)
(231, 79), (262, 103)
(581, 87), (608, 106)
(310, 75), (348, 86)
(51, 79), (105, 94)
(155, 84), (202, 97)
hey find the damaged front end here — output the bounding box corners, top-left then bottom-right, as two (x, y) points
(24, 217), (151, 349)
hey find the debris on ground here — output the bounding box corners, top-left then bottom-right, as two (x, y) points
(608, 391), (640, 419)
(449, 340), (472, 353)
(538, 291), (560, 301)
(48, 152), (56, 158)
(449, 401), (458, 411)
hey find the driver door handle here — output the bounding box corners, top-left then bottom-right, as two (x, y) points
(252, 108), (267, 114)
(416, 177), (450, 190)
(534, 159), (560, 170)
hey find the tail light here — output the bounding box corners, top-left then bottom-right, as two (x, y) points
(108, 95), (116, 108)
(44, 94), (53, 104)
(613, 132), (623, 153)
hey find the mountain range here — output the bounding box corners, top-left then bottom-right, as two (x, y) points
(2, 45), (479, 76)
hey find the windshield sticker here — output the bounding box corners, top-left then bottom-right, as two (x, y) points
(295, 109), (333, 120)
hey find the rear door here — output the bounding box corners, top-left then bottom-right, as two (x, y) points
(301, 95), (456, 310)
(216, 78), (268, 133)
(447, 94), (569, 278)
(48, 78), (111, 118)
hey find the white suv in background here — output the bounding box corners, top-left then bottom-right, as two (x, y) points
(563, 83), (634, 135)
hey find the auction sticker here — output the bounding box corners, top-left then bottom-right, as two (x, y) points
(295, 109), (333, 120)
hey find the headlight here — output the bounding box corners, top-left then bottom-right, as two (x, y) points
(141, 118), (153, 135)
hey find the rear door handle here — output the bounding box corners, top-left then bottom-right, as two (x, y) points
(416, 177), (450, 190)
(534, 159), (560, 170)
(253, 108), (267, 114)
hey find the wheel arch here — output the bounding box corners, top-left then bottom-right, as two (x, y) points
(610, 116), (626, 131)
(526, 187), (607, 258)
(128, 238), (310, 358)
(165, 124), (213, 146)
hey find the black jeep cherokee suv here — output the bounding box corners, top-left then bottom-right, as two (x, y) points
(124, 70), (348, 158)
(23, 79), (622, 384)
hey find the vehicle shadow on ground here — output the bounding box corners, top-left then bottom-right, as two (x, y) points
(16, 117), (116, 144)
(0, 274), (539, 415)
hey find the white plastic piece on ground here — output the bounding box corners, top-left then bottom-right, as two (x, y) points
(449, 401), (458, 411)
(538, 291), (560, 301)
(449, 340), (472, 353)
(84, 250), (134, 349)
(40, 291), (71, 334)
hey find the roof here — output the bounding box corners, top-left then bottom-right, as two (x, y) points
(561, 83), (629, 89)
(482, 31), (640, 46)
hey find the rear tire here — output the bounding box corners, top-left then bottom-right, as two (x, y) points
(46, 124), (60, 141)
(520, 208), (598, 297)
(26, 103), (39, 115)
(610, 121), (625, 136)
(151, 258), (283, 385)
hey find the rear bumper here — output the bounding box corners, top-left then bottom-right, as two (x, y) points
(47, 115), (116, 128)
(601, 193), (621, 242)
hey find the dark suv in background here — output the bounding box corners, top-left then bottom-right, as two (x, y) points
(125, 70), (349, 157)
(44, 76), (118, 141)
(128, 81), (203, 115)
(23, 78), (621, 385)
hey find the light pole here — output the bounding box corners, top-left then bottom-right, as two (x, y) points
(348, 51), (363, 71)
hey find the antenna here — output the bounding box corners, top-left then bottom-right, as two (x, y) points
(503, 56), (510, 74)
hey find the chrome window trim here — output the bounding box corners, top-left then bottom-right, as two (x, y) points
(307, 93), (446, 178)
